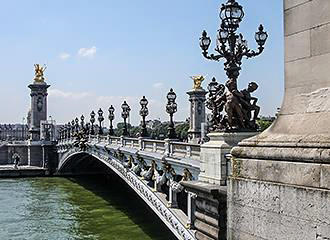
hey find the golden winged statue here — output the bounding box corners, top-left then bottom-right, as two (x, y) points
(34, 64), (47, 83)
(190, 75), (205, 89)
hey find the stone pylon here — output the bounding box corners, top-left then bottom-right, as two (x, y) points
(28, 77), (50, 141)
(228, 1), (330, 239)
(187, 87), (206, 143)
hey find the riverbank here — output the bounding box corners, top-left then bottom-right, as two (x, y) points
(0, 165), (48, 178)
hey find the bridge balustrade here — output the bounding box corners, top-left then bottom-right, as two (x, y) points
(170, 142), (200, 160)
(57, 135), (199, 240)
(122, 137), (139, 148)
(108, 136), (121, 145)
(59, 135), (201, 160)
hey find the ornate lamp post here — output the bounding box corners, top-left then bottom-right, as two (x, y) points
(61, 127), (65, 140)
(71, 120), (75, 137)
(200, 0), (268, 131)
(108, 105), (115, 136)
(64, 126), (68, 140)
(90, 111), (95, 135)
(75, 117), (79, 134)
(80, 115), (85, 130)
(97, 108), (104, 135)
(58, 127), (62, 140)
(67, 122), (71, 139)
(199, 0), (268, 81)
(166, 89), (177, 139)
(121, 101), (131, 136)
(139, 96), (149, 137)
(85, 123), (90, 135)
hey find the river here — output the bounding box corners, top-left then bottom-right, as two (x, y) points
(0, 177), (176, 240)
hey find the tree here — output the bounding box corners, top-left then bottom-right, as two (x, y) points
(257, 119), (273, 132)
(175, 123), (189, 141)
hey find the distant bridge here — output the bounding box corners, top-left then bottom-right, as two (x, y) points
(57, 135), (202, 240)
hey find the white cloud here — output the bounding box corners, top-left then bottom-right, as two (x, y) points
(49, 89), (93, 100)
(153, 82), (164, 89)
(59, 52), (70, 60)
(78, 46), (97, 58)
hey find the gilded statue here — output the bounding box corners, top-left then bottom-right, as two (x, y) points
(190, 75), (205, 89)
(34, 64), (47, 83)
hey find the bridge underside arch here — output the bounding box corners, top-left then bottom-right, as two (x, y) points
(57, 151), (195, 240)
(58, 152), (112, 175)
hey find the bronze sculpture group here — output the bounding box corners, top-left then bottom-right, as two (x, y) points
(206, 77), (260, 132)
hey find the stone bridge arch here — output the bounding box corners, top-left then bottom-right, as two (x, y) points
(57, 147), (196, 240)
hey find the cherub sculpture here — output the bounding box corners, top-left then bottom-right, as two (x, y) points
(205, 80), (226, 131)
(240, 82), (260, 128)
(224, 79), (246, 129)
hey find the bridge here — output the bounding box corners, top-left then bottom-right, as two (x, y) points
(57, 133), (205, 240)
(2, 1), (329, 240)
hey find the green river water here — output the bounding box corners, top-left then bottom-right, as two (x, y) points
(0, 177), (176, 240)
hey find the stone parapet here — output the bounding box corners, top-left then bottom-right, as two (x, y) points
(182, 181), (227, 240)
(227, 177), (330, 240)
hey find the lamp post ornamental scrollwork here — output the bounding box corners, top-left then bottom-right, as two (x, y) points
(199, 0), (268, 81)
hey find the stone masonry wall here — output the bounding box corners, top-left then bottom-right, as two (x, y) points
(228, 177), (330, 240)
(0, 144), (8, 164)
(228, 0), (330, 239)
(227, 155), (330, 240)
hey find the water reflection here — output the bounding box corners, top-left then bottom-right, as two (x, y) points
(0, 177), (176, 240)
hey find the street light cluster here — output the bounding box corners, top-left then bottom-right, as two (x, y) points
(199, 0), (268, 80)
(59, 89), (178, 140)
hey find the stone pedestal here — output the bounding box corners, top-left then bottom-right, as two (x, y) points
(182, 181), (227, 240)
(28, 81), (50, 141)
(27, 140), (54, 168)
(187, 88), (206, 143)
(228, 1), (330, 239)
(199, 132), (257, 185)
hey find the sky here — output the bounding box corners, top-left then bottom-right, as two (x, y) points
(0, 0), (284, 126)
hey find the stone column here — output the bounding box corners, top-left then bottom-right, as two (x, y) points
(168, 180), (178, 208)
(187, 88), (206, 143)
(28, 81), (50, 141)
(229, 1), (330, 239)
(186, 191), (197, 229)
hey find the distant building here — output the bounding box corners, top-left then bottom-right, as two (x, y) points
(145, 119), (162, 129)
(0, 124), (29, 141)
